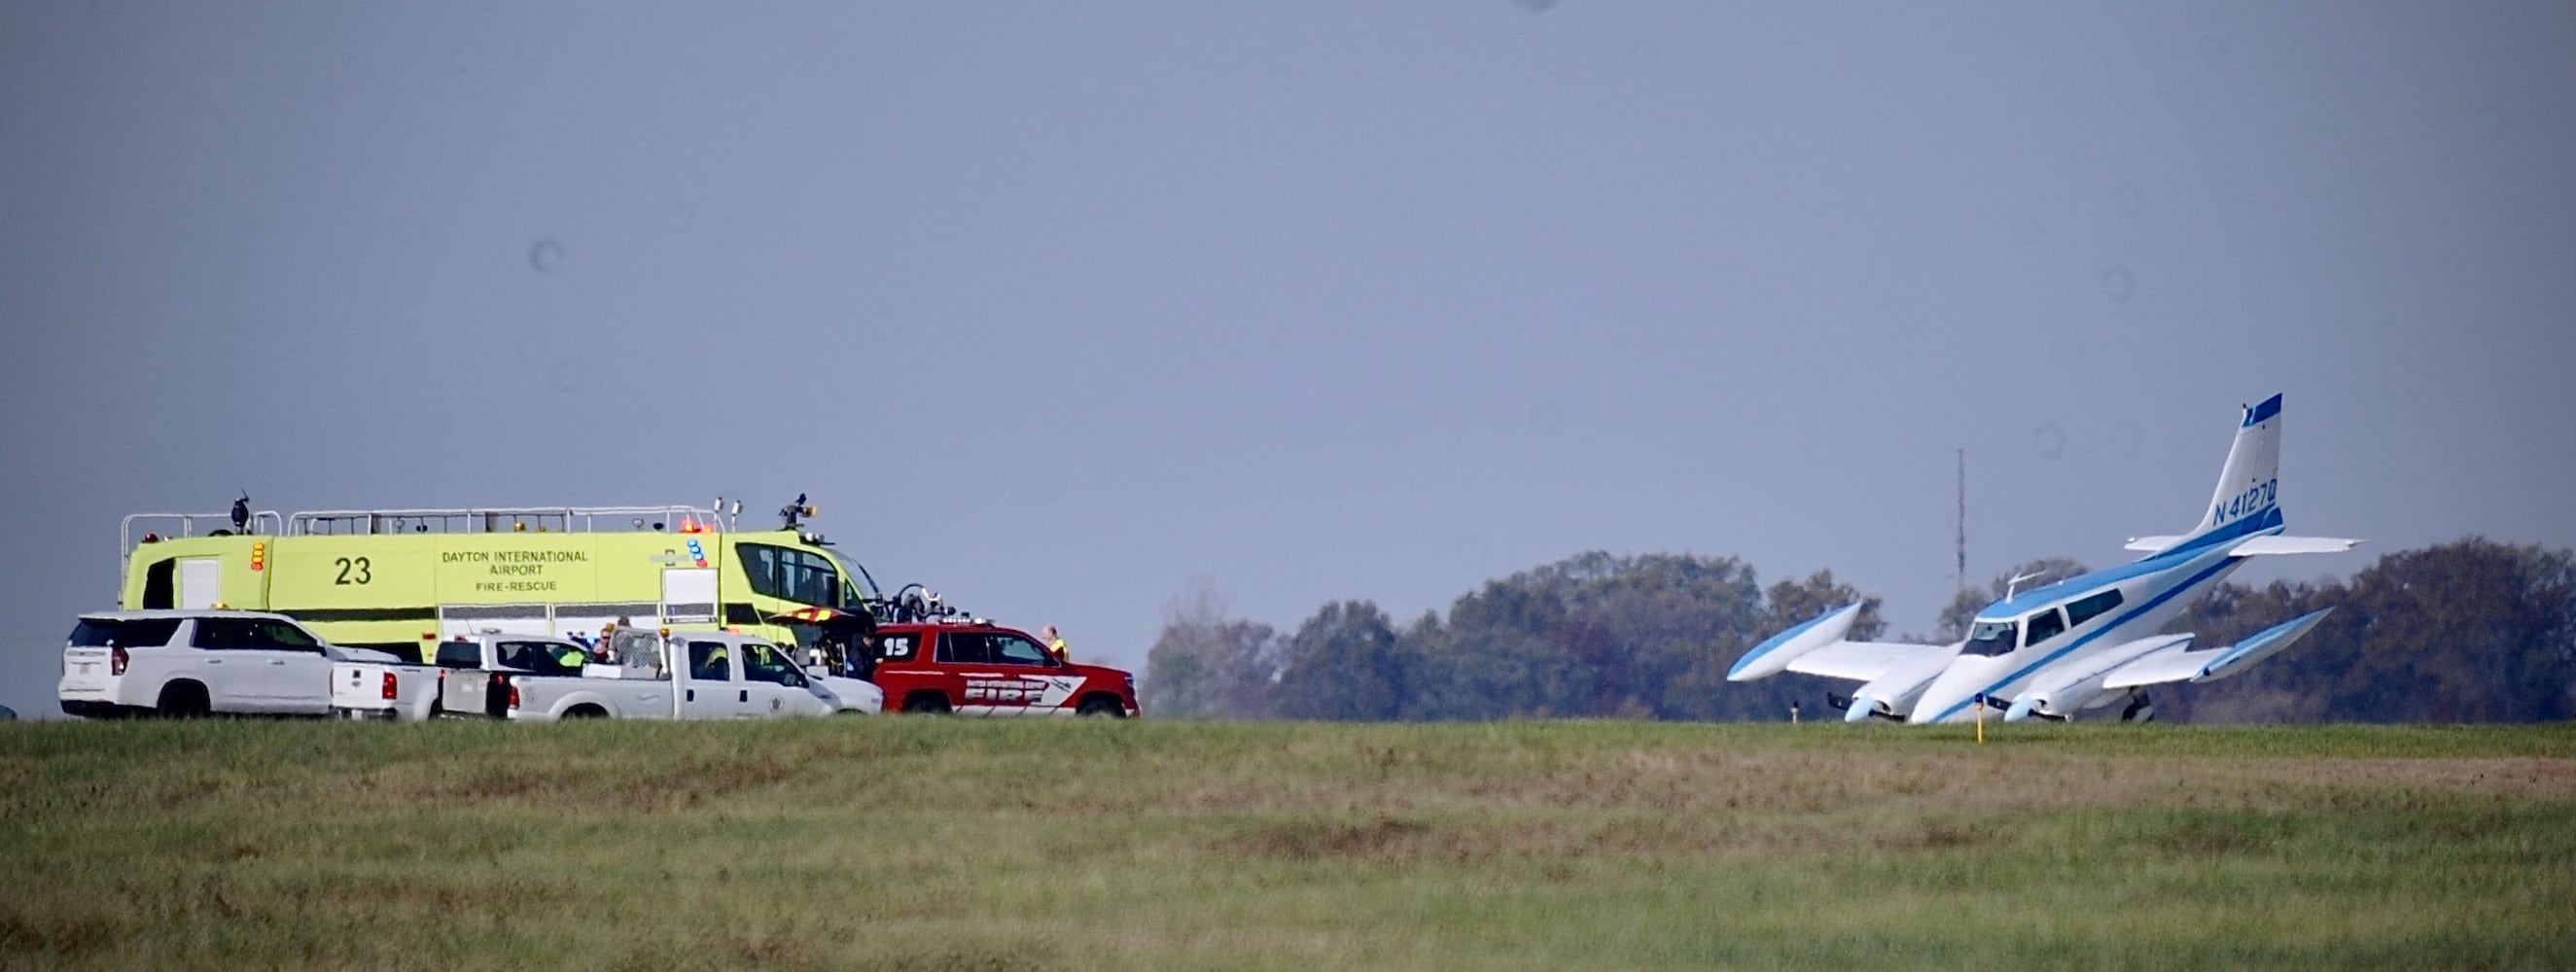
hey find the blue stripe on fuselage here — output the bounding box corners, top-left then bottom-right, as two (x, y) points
(1924, 552), (2242, 723)
(1984, 532), (2264, 618)
(2164, 505), (2284, 557)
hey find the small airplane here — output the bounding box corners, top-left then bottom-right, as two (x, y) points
(1727, 393), (2358, 723)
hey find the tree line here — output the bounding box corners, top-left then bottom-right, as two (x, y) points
(1141, 538), (2576, 724)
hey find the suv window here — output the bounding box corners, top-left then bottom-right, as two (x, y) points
(741, 642), (806, 687)
(194, 617), (279, 650)
(257, 620), (322, 651)
(934, 632), (993, 666)
(68, 617), (182, 648)
(993, 634), (1055, 667)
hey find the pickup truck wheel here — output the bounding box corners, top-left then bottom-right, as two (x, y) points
(562, 704), (609, 719)
(157, 681), (211, 719)
(901, 693), (951, 714)
(1076, 696), (1127, 718)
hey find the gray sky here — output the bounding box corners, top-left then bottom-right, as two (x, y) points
(5, 2), (2572, 717)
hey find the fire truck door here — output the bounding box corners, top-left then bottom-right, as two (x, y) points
(177, 558), (222, 609)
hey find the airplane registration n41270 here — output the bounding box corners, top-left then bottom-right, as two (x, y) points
(1727, 394), (2359, 724)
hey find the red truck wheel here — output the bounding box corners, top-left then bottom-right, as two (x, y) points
(901, 692), (951, 714)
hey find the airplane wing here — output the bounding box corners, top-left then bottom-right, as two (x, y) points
(1786, 640), (1956, 682)
(2100, 608), (2335, 688)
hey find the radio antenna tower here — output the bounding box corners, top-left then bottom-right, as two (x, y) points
(1955, 448), (1967, 592)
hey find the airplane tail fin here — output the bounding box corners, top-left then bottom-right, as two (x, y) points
(2152, 395), (2285, 554)
(2125, 394), (2362, 557)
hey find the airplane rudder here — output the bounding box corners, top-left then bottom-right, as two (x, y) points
(2185, 395), (2287, 543)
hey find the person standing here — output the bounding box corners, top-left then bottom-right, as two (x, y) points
(1041, 625), (1069, 663)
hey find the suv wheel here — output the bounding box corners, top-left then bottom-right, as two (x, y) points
(157, 680), (211, 718)
(902, 693), (952, 714)
(1076, 696), (1126, 718)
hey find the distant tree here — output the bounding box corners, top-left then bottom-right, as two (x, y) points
(1385, 552), (1779, 720)
(1931, 588), (1989, 642)
(1141, 581), (1282, 719)
(1764, 570), (1887, 641)
(1272, 601), (1406, 720)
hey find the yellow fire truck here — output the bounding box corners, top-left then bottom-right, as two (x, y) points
(116, 499), (877, 659)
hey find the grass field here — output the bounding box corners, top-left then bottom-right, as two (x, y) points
(4, 717), (2572, 970)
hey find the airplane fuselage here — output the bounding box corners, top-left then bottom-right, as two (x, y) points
(1906, 539), (2257, 723)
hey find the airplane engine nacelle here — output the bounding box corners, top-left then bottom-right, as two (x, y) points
(1846, 665), (1942, 722)
(2004, 690), (2066, 722)
(2004, 635), (2194, 722)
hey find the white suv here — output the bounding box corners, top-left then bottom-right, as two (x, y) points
(57, 609), (401, 717)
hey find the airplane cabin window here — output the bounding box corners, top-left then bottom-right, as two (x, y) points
(1964, 620), (2018, 657)
(2064, 588), (2125, 628)
(2025, 608), (2067, 646)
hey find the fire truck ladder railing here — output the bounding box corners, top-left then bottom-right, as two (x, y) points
(288, 505), (728, 537)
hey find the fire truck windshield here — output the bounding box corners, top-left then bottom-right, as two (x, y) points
(740, 542), (845, 608)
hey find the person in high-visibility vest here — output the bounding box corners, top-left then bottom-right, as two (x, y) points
(1042, 625), (1069, 663)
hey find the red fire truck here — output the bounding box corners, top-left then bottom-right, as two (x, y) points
(865, 619), (1138, 717)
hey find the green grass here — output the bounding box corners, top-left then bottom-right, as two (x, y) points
(4, 718), (2572, 970)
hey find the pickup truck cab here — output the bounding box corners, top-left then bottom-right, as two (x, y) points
(58, 609), (405, 717)
(867, 620), (1138, 717)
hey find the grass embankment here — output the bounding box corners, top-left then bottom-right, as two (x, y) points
(3, 718), (2572, 970)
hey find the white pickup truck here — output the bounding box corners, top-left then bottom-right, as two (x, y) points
(58, 609), (408, 717)
(329, 630), (882, 721)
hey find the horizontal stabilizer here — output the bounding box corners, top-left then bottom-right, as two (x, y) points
(2228, 535), (2364, 556)
(2129, 535), (2364, 555)
(2103, 608), (2335, 688)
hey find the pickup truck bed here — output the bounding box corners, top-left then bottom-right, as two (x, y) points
(329, 659), (441, 720)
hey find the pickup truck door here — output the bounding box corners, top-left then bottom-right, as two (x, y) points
(738, 642), (824, 717)
(680, 640), (745, 719)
